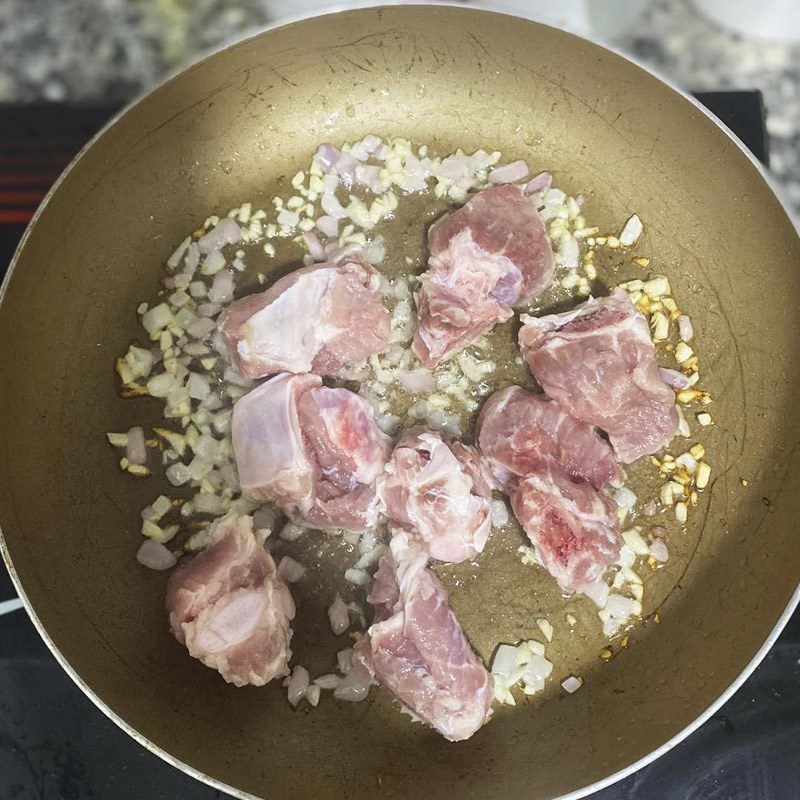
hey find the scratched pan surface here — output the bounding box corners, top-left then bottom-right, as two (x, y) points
(1, 6), (800, 800)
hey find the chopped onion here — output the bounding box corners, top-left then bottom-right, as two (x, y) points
(136, 539), (176, 570)
(142, 303), (172, 334)
(619, 214), (643, 246)
(560, 236), (579, 270)
(126, 426), (147, 466)
(315, 215), (338, 238)
(489, 159), (529, 184)
(363, 236), (386, 265)
(302, 232), (325, 261)
(335, 152), (359, 186)
(490, 499), (509, 527)
(613, 487), (637, 510)
(277, 209), (299, 228)
(196, 302), (221, 318)
(314, 143), (340, 172)
(328, 594), (349, 635)
(337, 648), (354, 674)
(399, 370), (437, 393)
(561, 676), (583, 693)
(165, 463), (190, 486)
(524, 171), (553, 195)
(660, 367), (690, 390)
(280, 522), (305, 541)
(200, 249), (226, 276)
(321, 192), (348, 220)
(355, 163), (385, 193)
(187, 373), (211, 401)
(599, 593), (641, 636)
(641, 499), (657, 517)
(147, 372), (179, 398)
(622, 528), (649, 556)
(193, 493), (225, 515)
(583, 579), (610, 608)
(344, 568), (369, 586)
(491, 644), (519, 676)
(186, 316), (216, 341)
(678, 315), (694, 342)
(536, 618), (554, 642)
(306, 684), (321, 707)
(333, 671), (370, 702)
(314, 674), (341, 690)
(649, 539), (669, 562)
(287, 666), (309, 707)
(209, 271), (234, 304)
(277, 556), (305, 583)
(198, 218), (241, 254)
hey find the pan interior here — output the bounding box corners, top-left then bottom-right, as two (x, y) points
(1, 7), (799, 800)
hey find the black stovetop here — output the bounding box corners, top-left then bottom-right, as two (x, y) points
(2, 93), (798, 800)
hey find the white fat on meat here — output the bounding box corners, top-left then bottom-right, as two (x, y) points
(413, 184), (554, 367)
(477, 385), (621, 491)
(165, 514), (295, 686)
(519, 289), (679, 463)
(231, 372), (319, 510)
(231, 372), (391, 531)
(354, 532), (493, 741)
(378, 427), (494, 563)
(510, 467), (621, 597)
(218, 251), (390, 379)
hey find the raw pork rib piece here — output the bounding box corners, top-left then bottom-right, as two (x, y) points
(296, 384), (392, 531)
(354, 533), (493, 741)
(379, 427), (494, 563)
(231, 372), (319, 510)
(413, 184), (554, 367)
(519, 289), (679, 463)
(477, 385), (621, 491)
(166, 514), (295, 686)
(218, 251), (391, 380)
(231, 372), (391, 531)
(510, 468), (621, 597)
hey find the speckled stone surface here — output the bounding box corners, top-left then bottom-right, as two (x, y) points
(0, 0), (798, 215)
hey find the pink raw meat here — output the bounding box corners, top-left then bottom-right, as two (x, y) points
(477, 385), (621, 491)
(296, 385), (392, 531)
(510, 468), (621, 597)
(354, 533), (493, 741)
(166, 514), (295, 686)
(218, 251), (390, 380)
(231, 373), (390, 531)
(379, 427), (493, 563)
(413, 184), (554, 367)
(231, 372), (319, 510)
(518, 289), (679, 463)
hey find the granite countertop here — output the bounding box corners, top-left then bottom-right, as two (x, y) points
(0, 0), (798, 214)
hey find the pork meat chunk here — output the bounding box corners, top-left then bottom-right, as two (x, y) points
(218, 252), (390, 380)
(413, 185), (554, 367)
(354, 533), (493, 741)
(510, 468), (621, 597)
(231, 372), (390, 531)
(231, 372), (319, 509)
(518, 289), (679, 463)
(477, 385), (621, 491)
(379, 427), (493, 563)
(166, 514), (295, 686)
(296, 385), (392, 531)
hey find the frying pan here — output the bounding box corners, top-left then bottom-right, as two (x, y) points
(1, 5), (800, 799)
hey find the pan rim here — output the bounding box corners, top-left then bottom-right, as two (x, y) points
(0, 4), (798, 799)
